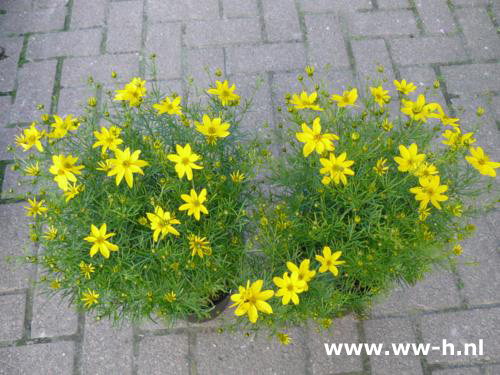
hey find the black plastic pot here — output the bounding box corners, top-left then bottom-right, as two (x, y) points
(186, 291), (232, 323)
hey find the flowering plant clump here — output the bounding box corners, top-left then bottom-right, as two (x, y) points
(10, 62), (266, 324)
(230, 66), (499, 339)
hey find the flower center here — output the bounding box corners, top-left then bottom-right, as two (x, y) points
(287, 284), (294, 292)
(181, 157), (190, 165)
(208, 126), (217, 134)
(122, 160), (131, 168)
(332, 164), (344, 172)
(192, 199), (200, 208)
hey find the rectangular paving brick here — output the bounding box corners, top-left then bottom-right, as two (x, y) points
(415, 0), (456, 33)
(0, 96), (12, 127)
(31, 289), (78, 338)
(263, 0), (302, 42)
(452, 0), (488, 5)
(56, 86), (97, 116)
(349, 10), (418, 36)
(137, 334), (189, 375)
(457, 7), (500, 60)
(377, 0), (411, 8)
(0, 127), (19, 158)
(34, 0), (67, 9)
(0, 36), (23, 92)
(0, 293), (25, 341)
(147, 0), (219, 22)
(433, 367), (481, 375)
(27, 29), (102, 59)
(390, 36), (468, 65)
(184, 18), (261, 47)
(420, 307), (500, 365)
(0, 0), (33, 12)
(442, 63), (500, 95)
(145, 22), (182, 80)
(352, 38), (395, 84)
(106, 1), (143, 53)
(226, 43), (306, 74)
(300, 0), (373, 12)
(0, 165), (37, 200)
(0, 7), (66, 33)
(304, 14), (350, 69)
(70, 0), (106, 29)
(223, 0), (258, 18)
(185, 48), (225, 88)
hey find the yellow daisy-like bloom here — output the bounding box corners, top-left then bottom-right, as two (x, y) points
(43, 225), (58, 241)
(146, 206), (180, 242)
(188, 234), (212, 258)
(230, 170), (245, 183)
(286, 259), (316, 291)
(394, 144), (426, 173)
(207, 80), (240, 106)
(25, 197), (48, 217)
(316, 246), (345, 276)
(49, 115), (79, 138)
(373, 158), (389, 176)
(179, 188), (209, 221)
(410, 175), (448, 210)
(167, 144), (203, 181)
(81, 289), (99, 308)
(96, 160), (113, 172)
(230, 280), (274, 323)
(382, 118), (393, 131)
(418, 206), (431, 221)
(295, 117), (339, 157)
(49, 154), (84, 191)
(93, 127), (124, 154)
(442, 128), (476, 150)
(153, 96), (183, 115)
(429, 103), (459, 127)
(453, 244), (463, 256)
(24, 162), (40, 176)
(319, 152), (355, 185)
(290, 91), (323, 111)
(370, 86), (390, 107)
(273, 271), (306, 305)
(50, 279), (61, 290)
(114, 77), (146, 106)
(195, 114), (231, 144)
(164, 291), (177, 303)
(393, 79), (416, 95)
(84, 223), (119, 258)
(79, 261), (95, 279)
(63, 182), (84, 202)
(107, 148), (149, 188)
(401, 95), (436, 122)
(277, 332), (292, 346)
(16, 122), (44, 152)
(414, 162), (438, 184)
(330, 88), (358, 107)
(466, 146), (500, 177)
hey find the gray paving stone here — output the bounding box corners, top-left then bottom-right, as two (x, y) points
(27, 29), (102, 59)
(33, 0), (67, 9)
(185, 48), (225, 88)
(31, 289), (78, 338)
(0, 204), (34, 292)
(308, 315), (363, 374)
(0, 341), (74, 375)
(457, 7), (500, 60)
(195, 328), (307, 375)
(227, 43), (306, 74)
(415, 0), (456, 34)
(0, 127), (19, 159)
(56, 86), (97, 117)
(349, 10), (418, 36)
(223, 0), (258, 18)
(137, 334), (189, 375)
(485, 364), (500, 375)
(262, 0), (302, 42)
(147, 0), (219, 22)
(0, 7), (66, 33)
(0, 0), (33, 12)
(452, 0), (488, 6)
(185, 18), (261, 47)
(61, 54), (140, 88)
(390, 36), (468, 65)
(300, 0), (373, 12)
(0, 166), (37, 200)
(0, 36), (23, 92)
(421, 307), (500, 365)
(82, 318), (133, 375)
(351, 38), (395, 84)
(0, 293), (25, 341)
(364, 317), (423, 375)
(0, 96), (12, 127)
(71, 0), (106, 29)
(136, 315), (187, 331)
(377, 0), (410, 8)
(106, 1), (142, 53)
(145, 23), (182, 81)
(304, 14), (350, 70)
(432, 367), (481, 375)
(443, 64), (500, 96)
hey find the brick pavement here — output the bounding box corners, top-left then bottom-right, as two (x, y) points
(1, 0), (499, 374)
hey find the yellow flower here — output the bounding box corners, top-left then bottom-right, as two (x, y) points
(414, 162), (438, 184)
(81, 289), (99, 308)
(49, 115), (79, 138)
(96, 160), (113, 172)
(25, 197), (48, 217)
(49, 154), (84, 191)
(230, 171), (245, 183)
(167, 144), (203, 181)
(305, 65), (315, 77)
(466, 146), (500, 177)
(401, 95), (435, 122)
(153, 96), (182, 115)
(295, 117), (339, 157)
(319, 152), (355, 185)
(93, 127), (124, 154)
(50, 279), (61, 290)
(146, 206), (180, 241)
(179, 188), (209, 221)
(382, 118), (393, 131)
(107, 148), (149, 188)
(410, 175), (448, 210)
(418, 206), (431, 221)
(188, 234), (212, 257)
(394, 144), (426, 173)
(277, 332), (292, 345)
(286, 259), (316, 291)
(274, 272), (306, 305)
(315, 246), (345, 276)
(290, 91), (323, 111)
(164, 291), (177, 303)
(24, 162), (40, 176)
(114, 77), (146, 106)
(43, 225), (58, 241)
(84, 223), (119, 258)
(230, 280), (274, 323)
(453, 244), (463, 256)
(79, 261), (95, 279)
(195, 114), (231, 144)
(373, 158), (388, 176)
(442, 128), (476, 150)
(370, 86), (390, 107)
(207, 80), (240, 106)
(451, 204), (462, 217)
(64, 182), (84, 202)
(330, 88), (358, 107)
(429, 103), (459, 127)
(16, 122), (44, 152)
(393, 79), (416, 95)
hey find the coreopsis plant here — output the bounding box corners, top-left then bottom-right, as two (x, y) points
(231, 67), (499, 340)
(9, 62), (266, 325)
